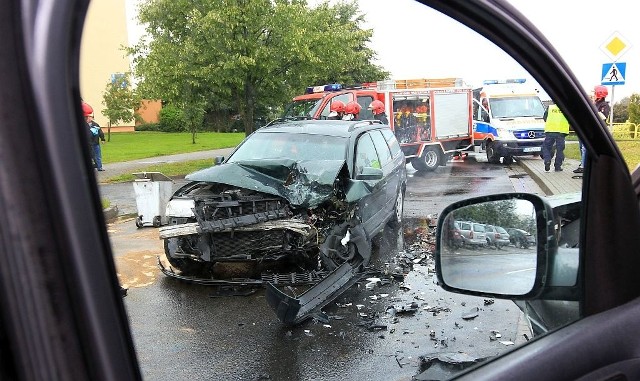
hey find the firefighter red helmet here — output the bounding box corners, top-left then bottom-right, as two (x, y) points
(345, 101), (361, 115)
(368, 100), (385, 115)
(330, 100), (346, 113)
(81, 102), (93, 117)
(594, 85), (608, 99)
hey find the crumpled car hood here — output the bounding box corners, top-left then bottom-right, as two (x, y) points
(186, 159), (352, 208)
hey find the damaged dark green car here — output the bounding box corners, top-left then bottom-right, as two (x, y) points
(158, 119), (407, 324)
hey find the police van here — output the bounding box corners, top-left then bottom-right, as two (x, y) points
(471, 79), (546, 164)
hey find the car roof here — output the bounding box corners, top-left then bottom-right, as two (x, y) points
(259, 119), (387, 137)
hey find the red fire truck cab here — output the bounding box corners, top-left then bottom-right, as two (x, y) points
(282, 79), (474, 171)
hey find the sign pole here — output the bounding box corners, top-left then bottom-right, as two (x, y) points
(610, 85), (614, 130)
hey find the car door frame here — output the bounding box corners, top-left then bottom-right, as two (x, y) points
(422, 0), (640, 380)
(0, 0), (141, 379)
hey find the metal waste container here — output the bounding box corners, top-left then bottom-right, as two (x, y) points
(132, 172), (174, 228)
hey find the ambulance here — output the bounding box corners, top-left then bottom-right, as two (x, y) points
(282, 78), (474, 171)
(471, 79), (546, 164)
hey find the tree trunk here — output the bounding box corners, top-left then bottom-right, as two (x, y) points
(242, 81), (256, 136)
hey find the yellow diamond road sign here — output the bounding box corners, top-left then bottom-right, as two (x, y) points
(600, 31), (631, 61)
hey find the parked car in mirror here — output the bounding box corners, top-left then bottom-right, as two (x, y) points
(507, 227), (536, 248)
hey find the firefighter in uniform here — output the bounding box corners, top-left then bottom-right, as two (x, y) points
(343, 101), (362, 121)
(327, 100), (345, 120)
(574, 85), (610, 173)
(542, 103), (570, 172)
(368, 100), (388, 124)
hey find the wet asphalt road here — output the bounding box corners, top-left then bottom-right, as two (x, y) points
(106, 155), (545, 381)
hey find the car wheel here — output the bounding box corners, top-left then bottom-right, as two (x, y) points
(152, 215), (162, 227)
(135, 216), (143, 228)
(503, 155), (514, 165)
(486, 141), (501, 164)
(388, 188), (404, 228)
(411, 147), (440, 171)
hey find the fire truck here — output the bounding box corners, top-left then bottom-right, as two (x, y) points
(471, 79), (546, 164)
(282, 78), (474, 171)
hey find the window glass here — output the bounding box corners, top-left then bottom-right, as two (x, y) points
(354, 133), (380, 172)
(369, 130), (392, 167)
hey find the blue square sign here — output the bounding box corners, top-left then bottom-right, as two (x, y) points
(602, 62), (626, 85)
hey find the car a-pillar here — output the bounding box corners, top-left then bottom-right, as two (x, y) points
(411, 145), (443, 172)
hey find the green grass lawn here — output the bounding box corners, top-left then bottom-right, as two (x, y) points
(101, 131), (245, 163)
(566, 133), (640, 171)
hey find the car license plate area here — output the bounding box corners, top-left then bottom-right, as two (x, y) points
(523, 147), (541, 152)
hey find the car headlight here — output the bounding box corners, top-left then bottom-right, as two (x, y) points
(165, 198), (195, 218)
(496, 128), (515, 139)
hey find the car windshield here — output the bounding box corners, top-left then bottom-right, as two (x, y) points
(227, 132), (347, 162)
(489, 96), (546, 118)
(282, 99), (322, 118)
(496, 226), (508, 234)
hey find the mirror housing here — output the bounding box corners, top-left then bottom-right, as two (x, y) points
(214, 156), (225, 165)
(435, 192), (559, 300)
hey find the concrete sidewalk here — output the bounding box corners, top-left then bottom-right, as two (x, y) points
(515, 156), (583, 195)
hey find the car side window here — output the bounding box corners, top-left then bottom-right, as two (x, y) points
(357, 95), (374, 120)
(355, 133), (381, 174)
(381, 128), (402, 158)
(369, 130), (393, 168)
(319, 94), (350, 119)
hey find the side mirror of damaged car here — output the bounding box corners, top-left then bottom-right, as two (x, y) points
(355, 167), (383, 180)
(214, 156), (225, 165)
(435, 193), (559, 299)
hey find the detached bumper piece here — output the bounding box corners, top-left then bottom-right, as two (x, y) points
(266, 223), (371, 325)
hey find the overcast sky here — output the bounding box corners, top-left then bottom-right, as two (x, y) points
(356, 0), (639, 102)
(126, 0), (639, 102)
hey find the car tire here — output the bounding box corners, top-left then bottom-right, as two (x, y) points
(135, 216), (143, 228)
(152, 215), (162, 227)
(486, 141), (501, 164)
(503, 155), (514, 165)
(388, 188), (404, 228)
(411, 147), (440, 171)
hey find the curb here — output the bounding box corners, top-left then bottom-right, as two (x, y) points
(103, 205), (119, 224)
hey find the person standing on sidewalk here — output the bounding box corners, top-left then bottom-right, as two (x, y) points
(542, 103), (570, 172)
(574, 85), (611, 173)
(83, 102), (106, 171)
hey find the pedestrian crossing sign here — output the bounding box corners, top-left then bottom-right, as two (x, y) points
(601, 62), (626, 85)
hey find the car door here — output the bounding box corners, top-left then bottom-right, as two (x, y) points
(424, 1), (640, 380)
(354, 131), (387, 236)
(369, 129), (399, 218)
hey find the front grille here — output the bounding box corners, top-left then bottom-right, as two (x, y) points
(211, 229), (285, 257)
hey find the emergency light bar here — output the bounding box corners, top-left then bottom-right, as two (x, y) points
(305, 83), (342, 94)
(483, 79), (527, 85)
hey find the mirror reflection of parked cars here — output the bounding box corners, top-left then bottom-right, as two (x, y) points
(507, 228), (535, 248)
(456, 221), (487, 248)
(484, 224), (510, 249)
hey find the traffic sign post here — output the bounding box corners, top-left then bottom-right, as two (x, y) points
(599, 32), (632, 129)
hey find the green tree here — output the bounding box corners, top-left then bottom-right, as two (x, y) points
(101, 73), (140, 141)
(627, 94), (640, 125)
(612, 96), (630, 123)
(128, 0), (388, 137)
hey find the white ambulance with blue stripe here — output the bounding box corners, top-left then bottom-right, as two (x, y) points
(471, 79), (546, 164)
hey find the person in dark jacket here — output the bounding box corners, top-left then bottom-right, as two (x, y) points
(368, 100), (389, 124)
(574, 85), (610, 173)
(83, 102), (106, 171)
